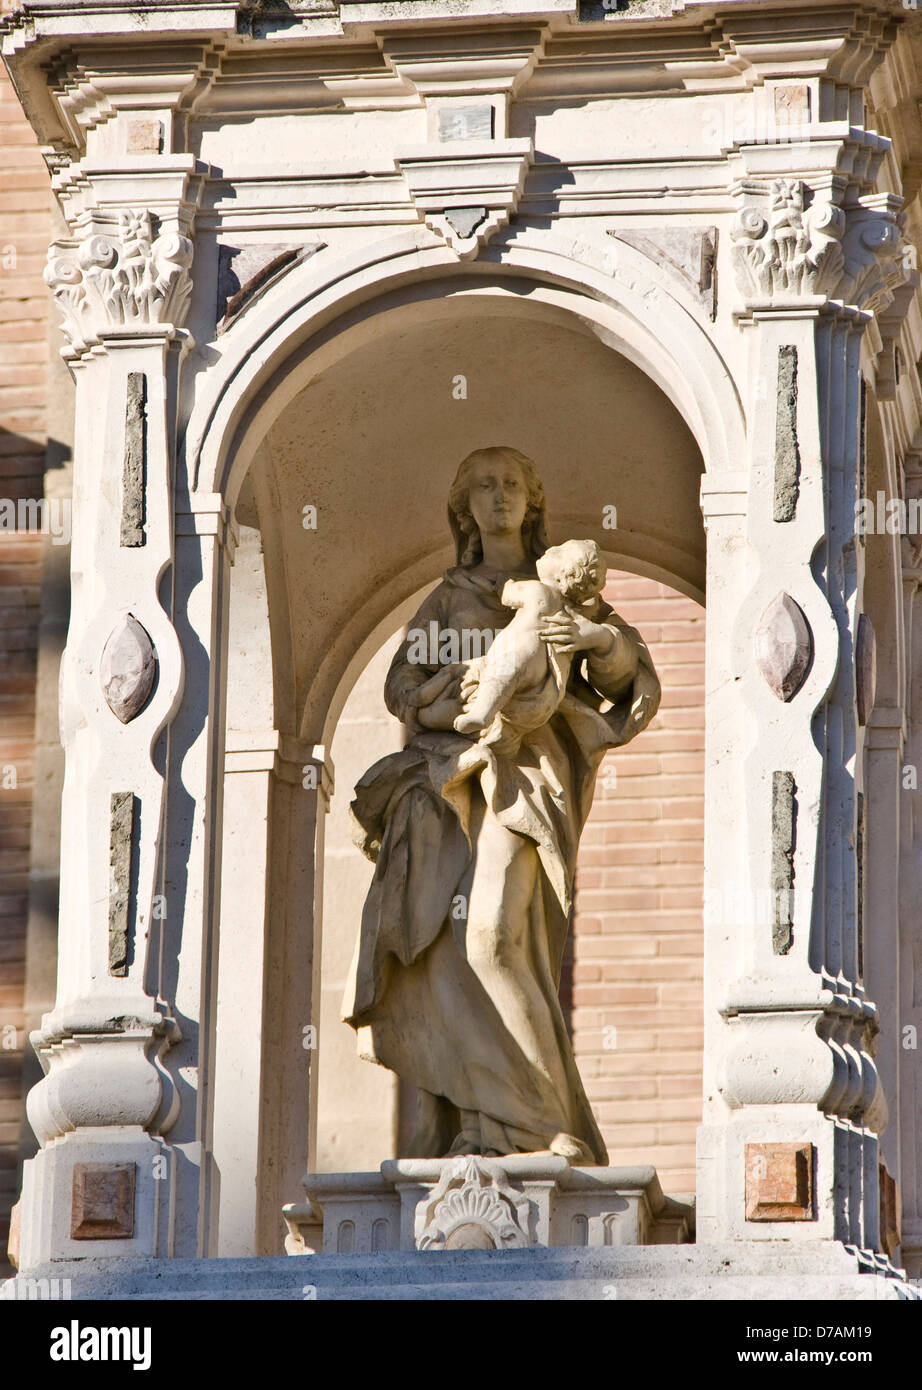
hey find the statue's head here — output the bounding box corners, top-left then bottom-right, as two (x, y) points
(448, 446), (548, 568)
(537, 539), (605, 605)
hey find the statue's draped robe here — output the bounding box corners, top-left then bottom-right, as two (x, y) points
(343, 565), (660, 1163)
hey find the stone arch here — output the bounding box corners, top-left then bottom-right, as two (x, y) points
(183, 229), (738, 749)
(199, 229), (731, 1246)
(187, 227), (744, 504)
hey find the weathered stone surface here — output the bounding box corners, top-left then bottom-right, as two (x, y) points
(439, 105), (493, 142)
(70, 1164), (136, 1240)
(774, 344), (800, 522)
(100, 615), (156, 724)
(754, 592), (812, 701)
(14, 1242), (916, 1302)
(444, 206), (488, 240)
(745, 1143), (813, 1222)
(771, 771), (796, 955)
(121, 371), (146, 547)
(108, 791), (134, 977)
(216, 244), (315, 329)
(125, 118), (162, 154)
(856, 612), (877, 726)
(879, 1163), (899, 1258)
(611, 228), (717, 317)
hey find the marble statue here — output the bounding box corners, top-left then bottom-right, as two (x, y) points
(343, 447), (660, 1164)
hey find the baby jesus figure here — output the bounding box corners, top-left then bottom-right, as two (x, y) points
(454, 538), (607, 756)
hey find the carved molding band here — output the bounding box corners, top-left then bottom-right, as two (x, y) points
(44, 210), (193, 352)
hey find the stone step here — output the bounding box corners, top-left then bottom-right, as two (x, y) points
(6, 1244), (918, 1302)
(88, 1275), (914, 1302)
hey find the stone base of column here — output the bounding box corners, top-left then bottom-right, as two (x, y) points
(697, 1109), (881, 1249)
(282, 1156), (694, 1254)
(16, 1128), (170, 1270)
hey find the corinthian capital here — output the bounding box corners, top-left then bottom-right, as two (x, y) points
(44, 209), (193, 352)
(732, 180), (845, 304)
(732, 179), (908, 317)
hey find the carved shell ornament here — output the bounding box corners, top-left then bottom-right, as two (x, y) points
(417, 1157), (530, 1251)
(754, 593), (813, 702)
(100, 615), (156, 723)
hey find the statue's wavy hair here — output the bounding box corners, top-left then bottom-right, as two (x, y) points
(537, 540), (605, 605)
(448, 446), (549, 568)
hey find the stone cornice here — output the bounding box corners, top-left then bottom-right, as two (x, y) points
(1, 3), (906, 157)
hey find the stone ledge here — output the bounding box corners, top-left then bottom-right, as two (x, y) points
(284, 1157), (694, 1254)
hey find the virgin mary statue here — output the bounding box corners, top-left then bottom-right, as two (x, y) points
(342, 446), (660, 1164)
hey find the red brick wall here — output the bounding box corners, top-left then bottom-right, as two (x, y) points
(0, 24), (50, 1270)
(572, 572), (704, 1195)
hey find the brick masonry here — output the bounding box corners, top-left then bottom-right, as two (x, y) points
(0, 10), (50, 1272)
(572, 573), (704, 1196)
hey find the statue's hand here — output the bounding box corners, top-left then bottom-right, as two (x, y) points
(411, 662), (468, 729)
(538, 611), (616, 657)
(417, 695), (465, 729)
(405, 663), (466, 709)
(453, 709), (483, 737)
(459, 660), (482, 705)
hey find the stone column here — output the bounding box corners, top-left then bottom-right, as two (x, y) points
(16, 198), (227, 1267)
(697, 176), (910, 1251)
(215, 732), (331, 1256)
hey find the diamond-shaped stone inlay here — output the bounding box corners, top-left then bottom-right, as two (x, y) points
(754, 592), (812, 701)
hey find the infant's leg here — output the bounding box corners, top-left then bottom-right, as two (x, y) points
(454, 671), (515, 734)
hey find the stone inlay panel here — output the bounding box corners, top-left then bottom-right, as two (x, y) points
(745, 1143), (813, 1221)
(70, 1163), (136, 1240)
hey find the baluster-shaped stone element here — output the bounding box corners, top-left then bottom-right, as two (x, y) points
(754, 592), (813, 701)
(44, 210), (193, 352)
(100, 615), (156, 723)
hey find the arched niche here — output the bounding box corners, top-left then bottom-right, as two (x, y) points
(205, 255), (711, 1254)
(243, 291), (707, 748)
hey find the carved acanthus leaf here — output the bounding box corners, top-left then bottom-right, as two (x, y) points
(732, 180), (844, 302)
(732, 180), (908, 314)
(45, 210), (193, 351)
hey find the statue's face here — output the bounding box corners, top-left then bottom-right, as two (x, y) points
(467, 456), (528, 541)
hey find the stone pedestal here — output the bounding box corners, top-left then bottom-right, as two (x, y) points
(283, 1156), (693, 1255)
